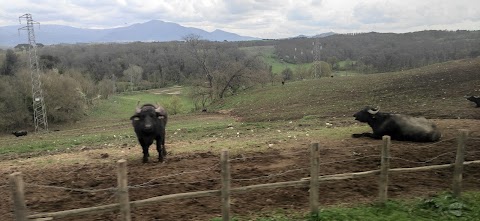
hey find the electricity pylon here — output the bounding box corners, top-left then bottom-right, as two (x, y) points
(19, 13), (48, 132)
(313, 39), (322, 78)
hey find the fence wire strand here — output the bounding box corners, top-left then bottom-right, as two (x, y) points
(25, 183), (116, 193)
(319, 155), (381, 166)
(232, 168), (308, 181)
(388, 151), (456, 164)
(129, 178), (220, 189)
(129, 163), (220, 189)
(229, 149), (309, 162)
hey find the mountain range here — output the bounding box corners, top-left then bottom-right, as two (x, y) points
(0, 20), (261, 47)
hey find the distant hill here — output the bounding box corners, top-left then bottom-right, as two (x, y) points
(288, 32), (337, 39)
(0, 20), (259, 47)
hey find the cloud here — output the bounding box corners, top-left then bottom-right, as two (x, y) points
(353, 1), (397, 24)
(0, 0), (479, 38)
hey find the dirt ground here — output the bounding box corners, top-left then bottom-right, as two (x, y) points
(1, 119), (479, 221)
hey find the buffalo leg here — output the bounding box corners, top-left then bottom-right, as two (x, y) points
(156, 133), (167, 162)
(139, 139), (150, 163)
(160, 135), (167, 157)
(352, 132), (382, 139)
(156, 136), (166, 162)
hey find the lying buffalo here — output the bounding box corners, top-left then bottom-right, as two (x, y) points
(130, 103), (168, 163)
(352, 106), (441, 142)
(465, 95), (480, 107)
(12, 130), (28, 137)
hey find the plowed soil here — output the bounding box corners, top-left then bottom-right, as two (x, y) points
(1, 119), (480, 220)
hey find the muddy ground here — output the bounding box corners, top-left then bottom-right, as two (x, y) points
(1, 119), (479, 221)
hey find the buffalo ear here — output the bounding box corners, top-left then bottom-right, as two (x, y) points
(130, 115), (140, 121)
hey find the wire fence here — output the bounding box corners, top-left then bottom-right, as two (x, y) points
(5, 130), (480, 221)
(10, 142), (479, 194)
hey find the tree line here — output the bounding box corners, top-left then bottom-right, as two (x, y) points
(0, 34), (271, 131)
(274, 30), (480, 73)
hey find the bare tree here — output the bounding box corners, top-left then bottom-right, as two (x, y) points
(188, 83), (212, 111)
(183, 34), (214, 88)
(215, 55), (267, 98)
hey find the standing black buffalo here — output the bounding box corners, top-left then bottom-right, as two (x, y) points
(12, 130), (28, 137)
(465, 96), (480, 107)
(130, 103), (168, 163)
(352, 106), (441, 142)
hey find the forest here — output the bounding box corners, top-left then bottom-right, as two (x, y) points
(274, 30), (480, 73)
(0, 30), (479, 131)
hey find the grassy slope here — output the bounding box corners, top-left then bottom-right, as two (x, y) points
(213, 58), (480, 122)
(224, 192), (480, 221)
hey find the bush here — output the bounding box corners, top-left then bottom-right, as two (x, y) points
(163, 95), (183, 115)
(0, 76), (31, 131)
(42, 70), (87, 123)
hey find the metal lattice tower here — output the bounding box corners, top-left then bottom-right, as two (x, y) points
(313, 39), (322, 78)
(19, 14), (48, 132)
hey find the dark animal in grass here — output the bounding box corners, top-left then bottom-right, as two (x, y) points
(352, 106), (441, 142)
(12, 130), (28, 137)
(465, 96), (480, 107)
(130, 103), (168, 163)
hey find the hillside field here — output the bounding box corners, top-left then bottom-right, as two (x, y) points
(0, 58), (479, 220)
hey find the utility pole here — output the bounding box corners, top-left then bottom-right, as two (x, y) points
(19, 13), (48, 132)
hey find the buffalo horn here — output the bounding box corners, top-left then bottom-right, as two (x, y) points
(135, 101), (141, 113)
(367, 107), (379, 115)
(155, 103), (166, 116)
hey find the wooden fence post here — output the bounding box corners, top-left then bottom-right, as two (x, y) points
(379, 135), (391, 203)
(221, 150), (231, 221)
(309, 143), (320, 217)
(453, 130), (468, 198)
(9, 172), (27, 221)
(117, 159), (131, 221)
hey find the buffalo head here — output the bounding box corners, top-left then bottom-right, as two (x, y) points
(353, 106), (379, 123)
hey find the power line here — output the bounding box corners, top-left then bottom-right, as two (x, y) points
(18, 13), (48, 133)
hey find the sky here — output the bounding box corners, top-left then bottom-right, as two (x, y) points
(1, 0), (480, 39)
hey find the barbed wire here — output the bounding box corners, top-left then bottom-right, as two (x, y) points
(95, 192), (118, 207)
(319, 155), (381, 166)
(388, 151), (457, 164)
(467, 150), (480, 154)
(25, 183), (116, 193)
(398, 137), (457, 149)
(231, 168), (308, 181)
(5, 134), (478, 196)
(129, 163), (220, 189)
(317, 144), (379, 151)
(129, 178), (220, 189)
(229, 149), (309, 162)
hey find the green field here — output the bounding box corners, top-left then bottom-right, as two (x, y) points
(241, 45), (315, 74)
